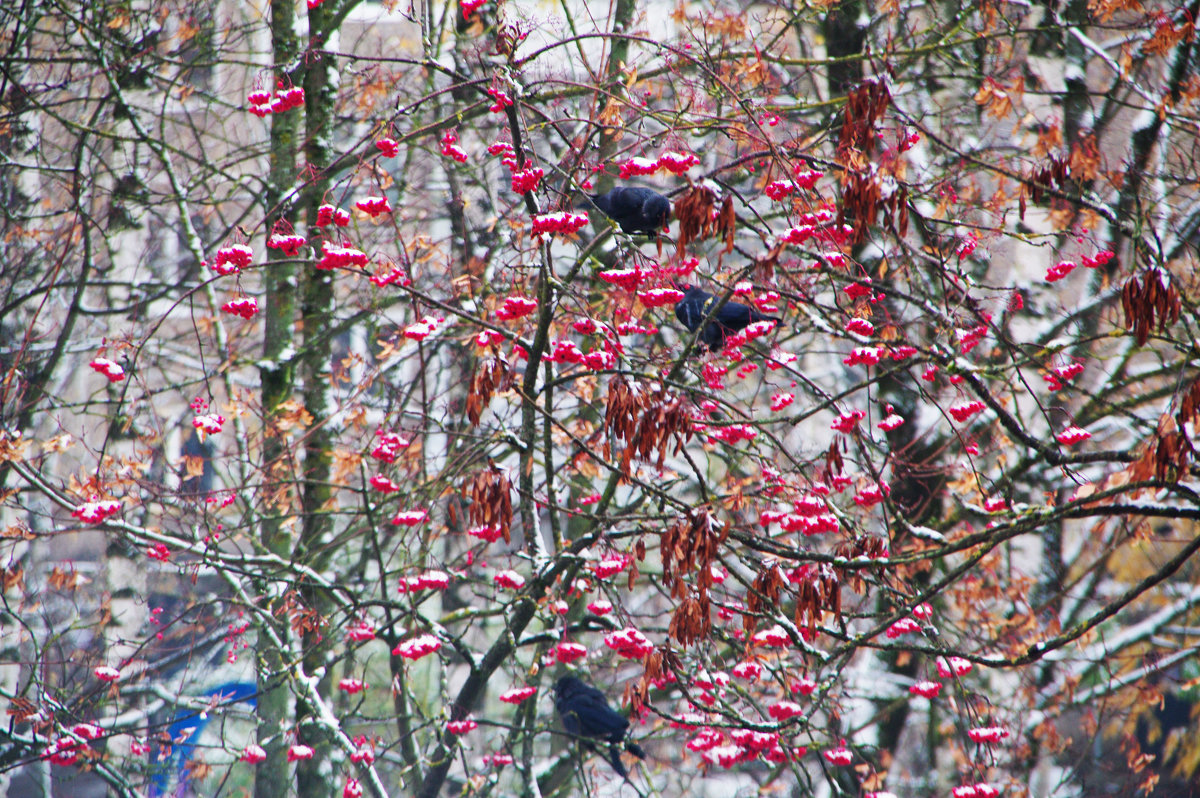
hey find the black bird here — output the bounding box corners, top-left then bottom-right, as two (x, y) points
(674, 285), (780, 351)
(583, 187), (671, 236)
(553, 675), (646, 779)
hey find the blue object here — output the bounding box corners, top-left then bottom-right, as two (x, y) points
(149, 681), (257, 797)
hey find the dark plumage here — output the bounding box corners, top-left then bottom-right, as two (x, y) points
(553, 676), (646, 779)
(583, 187), (671, 236)
(674, 286), (780, 351)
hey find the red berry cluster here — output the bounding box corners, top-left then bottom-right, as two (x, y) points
(510, 166), (543, 194)
(618, 151), (699, 178)
(636, 287), (684, 307)
(495, 295), (538, 320)
(440, 130), (468, 163)
(486, 88), (513, 113)
(212, 244), (253, 275)
(221, 296), (259, 319)
(316, 241), (368, 270)
(354, 196), (392, 217)
(247, 85), (304, 117)
(266, 232), (306, 256)
(375, 137), (399, 157)
(89, 357), (125, 382)
(316, 204), (351, 227)
(531, 211), (588, 236)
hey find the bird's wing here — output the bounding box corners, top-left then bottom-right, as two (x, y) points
(561, 681), (630, 737)
(579, 696), (630, 739)
(560, 708), (583, 737)
(555, 689), (585, 737)
(608, 188), (645, 227)
(716, 301), (756, 326)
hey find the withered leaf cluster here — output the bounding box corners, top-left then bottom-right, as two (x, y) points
(835, 79), (904, 245)
(465, 465), (513, 543)
(1176, 376), (1200, 433)
(752, 240), (785, 285)
(278, 590), (324, 637)
(1143, 377), (1200, 483)
(1070, 132), (1101, 181)
(1121, 267), (1179, 346)
(47, 565), (83, 592)
(1020, 155), (1070, 219)
(675, 186), (736, 254)
(603, 376), (692, 477)
(0, 563), (22, 592)
(662, 508), (727, 646)
(1146, 424), (1190, 483)
(839, 169), (908, 247)
(834, 536), (889, 594)
(466, 353), (514, 427)
(744, 563), (786, 638)
(1084, 407), (1195, 505)
(837, 78), (891, 163)
(668, 595), (710, 648)
(630, 646), (683, 715)
(821, 439), (847, 486)
(1120, 412), (1193, 487)
(7, 697), (40, 726)
(792, 563), (841, 640)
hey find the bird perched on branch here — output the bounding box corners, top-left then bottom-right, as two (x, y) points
(553, 675), (646, 779)
(582, 187), (671, 236)
(674, 285), (780, 351)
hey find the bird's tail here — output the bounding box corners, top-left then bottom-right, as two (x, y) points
(575, 195), (599, 210)
(625, 740), (646, 760)
(607, 745), (630, 779)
